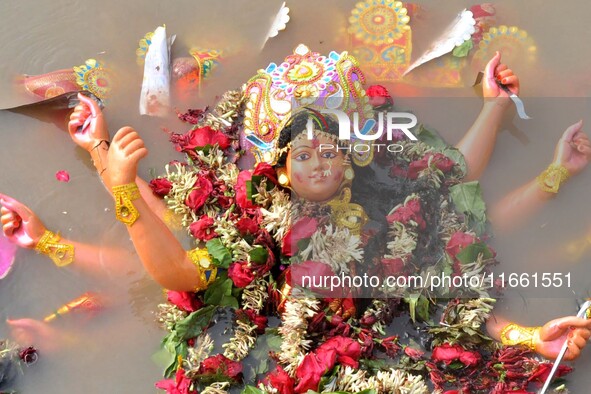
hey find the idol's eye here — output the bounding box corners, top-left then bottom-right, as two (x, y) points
(295, 152), (311, 161)
(321, 151), (337, 159)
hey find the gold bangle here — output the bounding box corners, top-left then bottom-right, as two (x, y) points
(536, 163), (570, 193)
(188, 248), (217, 292)
(112, 183), (141, 225)
(34, 230), (75, 267)
(500, 323), (541, 351)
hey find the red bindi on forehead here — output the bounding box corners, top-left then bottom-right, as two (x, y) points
(311, 138), (320, 148)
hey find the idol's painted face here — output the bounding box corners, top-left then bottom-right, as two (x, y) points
(286, 132), (346, 202)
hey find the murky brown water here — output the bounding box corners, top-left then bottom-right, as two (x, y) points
(1, 0), (591, 392)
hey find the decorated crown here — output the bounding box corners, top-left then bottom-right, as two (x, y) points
(242, 44), (374, 167)
(347, 1), (537, 87)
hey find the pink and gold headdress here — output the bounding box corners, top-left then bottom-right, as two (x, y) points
(241, 44), (374, 167)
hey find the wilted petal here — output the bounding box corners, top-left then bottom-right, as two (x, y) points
(55, 170), (70, 183)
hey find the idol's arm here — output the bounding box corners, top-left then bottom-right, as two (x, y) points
(68, 94), (169, 221)
(455, 51), (519, 181)
(486, 312), (591, 361)
(490, 120), (590, 232)
(104, 126), (204, 292)
(0, 194), (135, 277)
(455, 101), (507, 181)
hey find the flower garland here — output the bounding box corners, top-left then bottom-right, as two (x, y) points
(151, 85), (574, 394)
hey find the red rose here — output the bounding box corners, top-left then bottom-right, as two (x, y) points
(458, 349), (481, 366)
(253, 162), (278, 185)
(236, 217), (259, 236)
(445, 232), (477, 259)
(199, 354), (242, 381)
(528, 362), (572, 384)
(155, 368), (196, 394)
(166, 290), (203, 313)
(317, 336), (362, 368)
(228, 261), (255, 288)
(386, 198), (426, 229)
(282, 217), (318, 256)
(189, 215), (217, 241)
(432, 153), (455, 173)
(237, 309), (268, 334)
(431, 343), (463, 363)
(183, 126), (231, 151)
(294, 351), (336, 393)
(290, 261), (336, 297)
(380, 336), (401, 357)
(366, 85), (392, 107)
(431, 343), (480, 367)
(381, 258), (405, 276)
(407, 153), (455, 179)
(149, 178), (173, 197)
(407, 156), (429, 179)
(235, 170), (257, 210)
(404, 346), (425, 361)
(263, 366), (296, 394)
(185, 177), (213, 212)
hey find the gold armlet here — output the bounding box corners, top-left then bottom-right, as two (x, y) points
(188, 248), (218, 292)
(500, 323), (541, 351)
(536, 163), (570, 193)
(34, 230), (75, 267)
(112, 183), (141, 225)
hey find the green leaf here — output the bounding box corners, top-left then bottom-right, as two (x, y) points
(241, 385), (264, 394)
(416, 295), (430, 322)
(416, 124), (448, 149)
(175, 305), (216, 341)
(406, 293), (419, 323)
(246, 175), (263, 202)
(456, 242), (494, 264)
(266, 333), (283, 352)
(220, 294), (240, 308)
(206, 238), (232, 268)
(449, 181), (487, 235)
(452, 39), (474, 57)
(256, 358), (269, 375)
(441, 147), (467, 176)
(205, 275), (233, 306)
(158, 334), (188, 378)
(249, 247), (269, 265)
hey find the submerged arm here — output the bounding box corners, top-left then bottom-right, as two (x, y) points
(455, 101), (507, 181)
(490, 120), (590, 232)
(0, 195), (136, 277)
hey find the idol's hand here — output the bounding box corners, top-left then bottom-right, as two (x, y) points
(7, 318), (61, 353)
(553, 120), (591, 176)
(482, 51), (520, 101)
(67, 93), (109, 152)
(0, 193), (46, 249)
(106, 127), (148, 186)
(535, 316), (591, 361)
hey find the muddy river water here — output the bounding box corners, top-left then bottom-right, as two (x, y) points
(1, 0), (591, 392)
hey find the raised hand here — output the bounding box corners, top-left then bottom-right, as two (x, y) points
(535, 316), (591, 361)
(553, 120), (591, 176)
(67, 93), (109, 152)
(0, 193), (46, 249)
(482, 51), (520, 100)
(106, 126), (148, 186)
